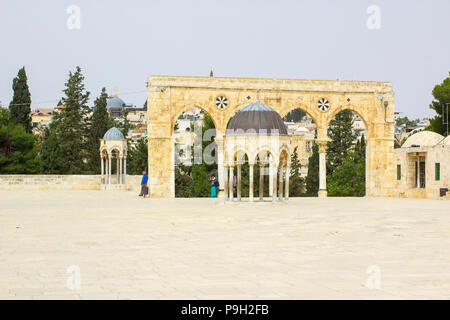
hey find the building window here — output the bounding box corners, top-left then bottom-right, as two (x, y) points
(435, 163), (440, 181)
(397, 164), (401, 180)
(306, 141), (311, 152)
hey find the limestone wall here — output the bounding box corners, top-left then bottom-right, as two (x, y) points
(0, 175), (142, 191)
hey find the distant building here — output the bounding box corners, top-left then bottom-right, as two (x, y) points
(394, 131), (449, 200)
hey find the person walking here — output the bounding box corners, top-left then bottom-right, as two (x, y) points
(139, 170), (149, 197)
(210, 175), (218, 198)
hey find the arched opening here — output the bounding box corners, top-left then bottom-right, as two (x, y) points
(173, 106), (218, 198)
(281, 108), (317, 196)
(325, 109), (368, 197)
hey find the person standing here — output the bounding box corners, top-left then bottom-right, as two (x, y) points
(139, 170), (149, 197)
(210, 175), (218, 198)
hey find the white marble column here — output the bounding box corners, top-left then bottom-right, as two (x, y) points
(272, 165), (278, 203)
(249, 164), (254, 202)
(101, 156), (104, 183)
(285, 167), (290, 200)
(318, 141), (327, 197)
(123, 157), (127, 184)
(269, 164), (273, 196)
(229, 166), (234, 201)
(237, 164), (242, 201)
(119, 157), (123, 184)
(223, 165), (229, 203)
(259, 164), (264, 201)
(108, 156), (112, 185)
(278, 167), (284, 201)
(216, 135), (225, 196)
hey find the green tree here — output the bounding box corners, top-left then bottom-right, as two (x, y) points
(328, 134), (366, 197)
(427, 72), (450, 136)
(305, 142), (319, 196)
(395, 116), (416, 126)
(0, 109), (41, 173)
(127, 137), (148, 175)
(283, 109), (307, 122)
(289, 147), (305, 196)
(327, 110), (357, 174)
(41, 66), (90, 174)
(85, 88), (113, 173)
(9, 67), (32, 133)
(327, 151), (365, 197)
(118, 109), (134, 138)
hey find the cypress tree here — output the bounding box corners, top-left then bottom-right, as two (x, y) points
(9, 67), (32, 133)
(326, 110), (357, 175)
(86, 88), (113, 173)
(305, 142), (319, 196)
(41, 66), (90, 174)
(289, 146), (305, 196)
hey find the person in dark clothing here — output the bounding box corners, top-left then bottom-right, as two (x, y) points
(139, 170), (149, 197)
(210, 175), (218, 198)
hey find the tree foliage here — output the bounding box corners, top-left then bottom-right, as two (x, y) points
(327, 110), (357, 175)
(427, 72), (450, 136)
(0, 108), (40, 173)
(283, 109), (307, 122)
(305, 142), (319, 196)
(9, 67), (32, 133)
(327, 134), (366, 197)
(41, 66), (90, 174)
(289, 147), (305, 196)
(85, 88), (114, 173)
(127, 137), (149, 175)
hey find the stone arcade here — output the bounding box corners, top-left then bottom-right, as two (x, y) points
(146, 75), (395, 198)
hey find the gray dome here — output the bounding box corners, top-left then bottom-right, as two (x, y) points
(226, 102), (288, 135)
(106, 97), (125, 110)
(103, 127), (124, 140)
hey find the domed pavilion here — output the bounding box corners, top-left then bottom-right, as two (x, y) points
(224, 101), (291, 203)
(100, 127), (127, 185)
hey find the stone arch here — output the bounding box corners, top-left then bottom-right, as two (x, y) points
(171, 103), (220, 136)
(147, 75), (395, 198)
(325, 103), (371, 138)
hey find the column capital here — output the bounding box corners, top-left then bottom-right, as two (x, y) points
(316, 139), (329, 152)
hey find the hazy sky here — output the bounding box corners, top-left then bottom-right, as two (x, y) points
(1, 0), (449, 118)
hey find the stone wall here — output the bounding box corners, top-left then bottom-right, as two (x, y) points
(0, 175), (142, 191)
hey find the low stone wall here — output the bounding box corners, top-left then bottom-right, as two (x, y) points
(0, 175), (142, 191)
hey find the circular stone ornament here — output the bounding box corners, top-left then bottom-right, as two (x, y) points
(317, 98), (330, 112)
(215, 96), (228, 109)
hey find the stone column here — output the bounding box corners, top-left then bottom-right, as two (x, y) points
(269, 164), (273, 196)
(123, 157), (127, 184)
(101, 156), (104, 183)
(229, 165), (234, 201)
(272, 165), (278, 203)
(278, 167), (284, 201)
(249, 164), (254, 202)
(108, 156), (112, 185)
(237, 164), (242, 201)
(216, 135), (225, 198)
(317, 140), (328, 198)
(223, 165), (229, 203)
(285, 167), (290, 200)
(259, 164), (264, 201)
(119, 157), (123, 184)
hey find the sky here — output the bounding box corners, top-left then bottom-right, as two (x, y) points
(1, 0), (449, 119)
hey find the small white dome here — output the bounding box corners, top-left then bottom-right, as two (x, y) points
(403, 131), (444, 147)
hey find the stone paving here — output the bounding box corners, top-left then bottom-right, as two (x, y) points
(0, 190), (449, 300)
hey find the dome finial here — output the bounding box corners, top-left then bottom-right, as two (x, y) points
(113, 87), (119, 97)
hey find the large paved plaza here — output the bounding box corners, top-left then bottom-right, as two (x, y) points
(0, 190), (449, 299)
